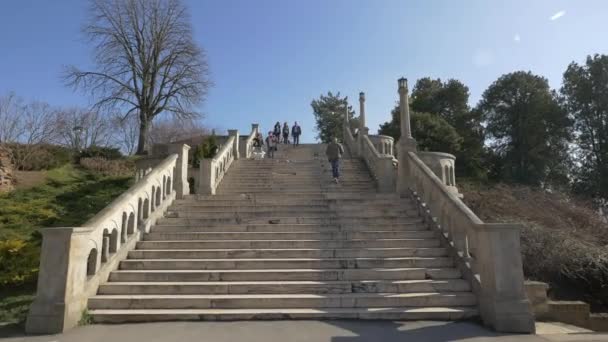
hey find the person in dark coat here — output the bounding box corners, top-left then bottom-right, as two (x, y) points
(291, 121), (301, 146)
(273, 122), (281, 142)
(325, 137), (344, 183)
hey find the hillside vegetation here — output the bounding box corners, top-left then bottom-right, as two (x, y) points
(460, 181), (608, 311)
(0, 163), (133, 324)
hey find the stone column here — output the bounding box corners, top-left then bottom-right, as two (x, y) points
(358, 92), (366, 131)
(26, 227), (94, 334)
(396, 78), (418, 195)
(228, 129), (239, 160)
(168, 144), (191, 199)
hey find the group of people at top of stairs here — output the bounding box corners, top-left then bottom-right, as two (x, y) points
(251, 121), (302, 159)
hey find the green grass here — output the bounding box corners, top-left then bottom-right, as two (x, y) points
(0, 164), (133, 240)
(0, 164), (133, 324)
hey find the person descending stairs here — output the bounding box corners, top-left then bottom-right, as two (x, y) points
(88, 144), (477, 322)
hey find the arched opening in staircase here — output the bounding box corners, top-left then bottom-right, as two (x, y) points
(166, 177), (171, 195)
(150, 187), (156, 212)
(143, 198), (150, 220)
(155, 186), (161, 208)
(162, 175), (166, 199)
(86, 248), (98, 276)
(109, 228), (118, 253)
(138, 198), (143, 222)
(120, 212), (127, 243)
(127, 212), (135, 235)
(101, 229), (109, 263)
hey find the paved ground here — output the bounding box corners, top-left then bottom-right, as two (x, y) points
(2, 320), (608, 342)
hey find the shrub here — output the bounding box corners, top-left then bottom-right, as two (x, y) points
(78, 146), (123, 161)
(0, 239), (39, 289)
(6, 143), (72, 171)
(79, 157), (134, 176)
(191, 136), (218, 167)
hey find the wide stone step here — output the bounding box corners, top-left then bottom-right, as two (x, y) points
(136, 238), (441, 249)
(150, 222), (427, 233)
(157, 216), (420, 226)
(128, 247), (448, 259)
(88, 292), (477, 310)
(109, 268), (433, 282)
(143, 231), (436, 241)
(119, 257), (454, 270)
(89, 306), (479, 322)
(98, 279), (471, 295)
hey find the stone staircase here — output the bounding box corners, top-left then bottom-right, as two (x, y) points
(88, 144), (477, 322)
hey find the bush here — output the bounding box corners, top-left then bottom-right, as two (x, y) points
(461, 181), (608, 309)
(79, 157), (134, 176)
(0, 239), (39, 289)
(78, 146), (123, 161)
(191, 136), (218, 167)
(7, 143), (72, 171)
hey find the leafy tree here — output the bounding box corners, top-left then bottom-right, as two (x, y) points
(379, 106), (462, 153)
(65, 0), (211, 155)
(311, 92), (357, 143)
(477, 71), (571, 186)
(561, 54), (608, 199)
(411, 78), (485, 178)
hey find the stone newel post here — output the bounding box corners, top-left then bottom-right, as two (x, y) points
(167, 144), (190, 199)
(357, 92), (369, 154)
(396, 77), (418, 194)
(358, 92), (366, 131)
(26, 227), (93, 334)
(228, 129), (239, 160)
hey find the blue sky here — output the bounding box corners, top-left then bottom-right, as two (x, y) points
(1, 0), (607, 142)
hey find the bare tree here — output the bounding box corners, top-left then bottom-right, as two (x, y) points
(147, 117), (209, 146)
(65, 0), (211, 155)
(111, 114), (139, 155)
(0, 92), (26, 143)
(54, 107), (113, 150)
(10, 101), (60, 169)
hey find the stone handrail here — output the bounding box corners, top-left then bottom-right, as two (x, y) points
(199, 135), (236, 195)
(406, 151), (534, 333)
(240, 123), (259, 159)
(27, 145), (190, 334)
(343, 121), (357, 154)
(360, 135), (397, 193)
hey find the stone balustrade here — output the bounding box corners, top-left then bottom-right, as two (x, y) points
(199, 134), (236, 195)
(26, 144), (190, 334)
(417, 151), (460, 196)
(368, 134), (395, 156)
(406, 151), (534, 333)
(360, 135), (397, 193)
(239, 123), (259, 159)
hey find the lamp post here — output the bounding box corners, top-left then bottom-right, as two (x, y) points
(396, 77), (417, 194)
(398, 78), (412, 139)
(358, 92), (366, 131)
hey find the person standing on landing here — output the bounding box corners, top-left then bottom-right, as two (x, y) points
(325, 137), (344, 183)
(265, 131), (277, 158)
(282, 122), (290, 144)
(273, 122), (281, 143)
(291, 121), (301, 147)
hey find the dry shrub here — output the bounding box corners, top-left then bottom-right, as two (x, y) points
(79, 157), (134, 176)
(460, 181), (608, 309)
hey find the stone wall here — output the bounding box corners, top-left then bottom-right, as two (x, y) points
(0, 145), (14, 192)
